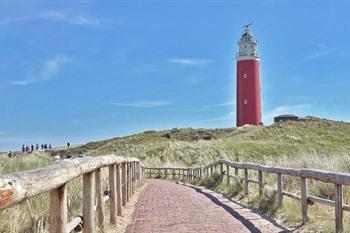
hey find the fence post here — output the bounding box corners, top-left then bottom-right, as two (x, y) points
(50, 184), (67, 233)
(83, 171), (95, 233)
(128, 163), (132, 200)
(95, 168), (105, 231)
(226, 164), (230, 185)
(122, 163), (127, 206)
(258, 170), (263, 196)
(138, 162), (142, 188)
(301, 177), (308, 223)
(244, 168), (248, 195)
(116, 164), (122, 216)
(335, 184), (343, 232)
(277, 173), (283, 208)
(132, 162), (135, 194)
(220, 163), (223, 176)
(130, 162), (135, 197)
(235, 167), (238, 176)
(109, 165), (117, 225)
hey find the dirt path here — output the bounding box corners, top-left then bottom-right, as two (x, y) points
(125, 179), (289, 233)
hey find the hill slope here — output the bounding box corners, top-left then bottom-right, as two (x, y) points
(55, 117), (350, 172)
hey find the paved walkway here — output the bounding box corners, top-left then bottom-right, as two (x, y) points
(125, 179), (289, 233)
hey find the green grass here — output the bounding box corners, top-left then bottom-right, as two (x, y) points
(2, 117), (350, 232)
(52, 117), (350, 171)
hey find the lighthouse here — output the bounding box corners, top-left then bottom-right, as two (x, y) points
(236, 24), (262, 127)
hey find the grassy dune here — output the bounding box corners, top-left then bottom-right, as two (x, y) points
(2, 117), (350, 232)
(57, 117), (350, 171)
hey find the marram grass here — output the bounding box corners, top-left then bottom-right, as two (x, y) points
(1, 118), (350, 232)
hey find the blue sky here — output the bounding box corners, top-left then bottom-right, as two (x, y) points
(1, 1), (350, 151)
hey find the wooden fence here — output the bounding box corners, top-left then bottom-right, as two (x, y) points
(0, 155), (145, 233)
(146, 159), (350, 232)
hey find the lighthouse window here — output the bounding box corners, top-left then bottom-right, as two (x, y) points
(243, 73), (248, 79)
(244, 99), (248, 105)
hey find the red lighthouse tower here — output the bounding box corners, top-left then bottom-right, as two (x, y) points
(236, 24), (262, 127)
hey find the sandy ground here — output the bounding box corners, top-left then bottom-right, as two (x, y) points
(105, 182), (148, 233)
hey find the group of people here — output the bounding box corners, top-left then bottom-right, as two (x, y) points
(7, 141), (75, 159)
(21, 143), (53, 154)
(53, 151), (85, 161)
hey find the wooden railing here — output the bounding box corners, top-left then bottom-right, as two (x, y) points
(0, 155), (145, 233)
(146, 159), (350, 232)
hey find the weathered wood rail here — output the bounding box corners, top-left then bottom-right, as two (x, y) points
(146, 159), (350, 232)
(0, 155), (145, 233)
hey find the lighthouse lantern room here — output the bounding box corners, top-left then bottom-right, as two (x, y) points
(236, 24), (262, 127)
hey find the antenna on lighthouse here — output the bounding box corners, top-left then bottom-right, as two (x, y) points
(243, 23), (252, 30)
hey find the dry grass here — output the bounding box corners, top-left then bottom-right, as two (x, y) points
(2, 117), (350, 232)
(107, 184), (147, 233)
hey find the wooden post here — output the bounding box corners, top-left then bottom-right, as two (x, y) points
(165, 168), (168, 178)
(130, 162), (133, 195)
(244, 168), (248, 195)
(128, 163), (131, 201)
(116, 164), (122, 216)
(95, 168), (105, 232)
(187, 168), (190, 180)
(335, 184), (343, 232)
(137, 162), (141, 188)
(277, 173), (283, 208)
(172, 169), (175, 179)
(83, 171), (95, 233)
(126, 163), (130, 201)
(122, 163), (127, 206)
(109, 165), (117, 225)
(132, 162), (135, 194)
(220, 163), (223, 176)
(50, 184), (67, 233)
(258, 170), (263, 196)
(235, 167), (238, 176)
(129, 163), (132, 193)
(226, 164), (230, 186)
(301, 177), (308, 223)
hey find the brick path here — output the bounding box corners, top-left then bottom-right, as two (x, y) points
(125, 179), (289, 233)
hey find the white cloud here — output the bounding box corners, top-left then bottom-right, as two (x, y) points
(302, 51), (330, 61)
(11, 55), (71, 85)
(42, 11), (101, 27)
(264, 104), (313, 124)
(11, 79), (35, 86)
(203, 102), (234, 109)
(168, 58), (214, 66)
(108, 100), (170, 108)
(0, 11), (101, 27)
(203, 111), (235, 122)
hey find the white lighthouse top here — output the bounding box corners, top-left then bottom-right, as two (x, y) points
(237, 24), (260, 61)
